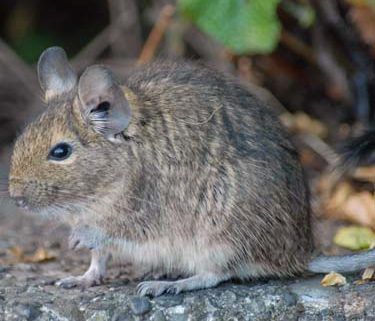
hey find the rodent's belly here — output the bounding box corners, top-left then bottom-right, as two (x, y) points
(111, 237), (235, 275)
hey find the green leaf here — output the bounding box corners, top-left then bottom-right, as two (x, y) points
(334, 226), (375, 251)
(179, 0), (281, 54)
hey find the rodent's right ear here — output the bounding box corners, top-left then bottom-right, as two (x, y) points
(37, 47), (77, 102)
(77, 65), (131, 142)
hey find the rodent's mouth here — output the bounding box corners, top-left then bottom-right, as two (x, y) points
(13, 200), (53, 216)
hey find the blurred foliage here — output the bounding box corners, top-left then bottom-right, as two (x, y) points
(334, 226), (375, 250)
(348, 0), (375, 7)
(11, 32), (55, 64)
(179, 0), (281, 54)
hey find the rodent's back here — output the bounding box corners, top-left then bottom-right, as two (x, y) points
(120, 62), (313, 277)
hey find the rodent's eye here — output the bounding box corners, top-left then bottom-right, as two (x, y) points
(48, 143), (73, 161)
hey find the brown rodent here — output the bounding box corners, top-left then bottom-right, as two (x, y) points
(8, 47), (375, 296)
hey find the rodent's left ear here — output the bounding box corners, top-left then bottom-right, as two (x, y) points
(78, 65), (131, 141)
(37, 47), (77, 102)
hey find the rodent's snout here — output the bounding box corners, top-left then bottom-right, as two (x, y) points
(12, 196), (28, 209)
(8, 183), (29, 209)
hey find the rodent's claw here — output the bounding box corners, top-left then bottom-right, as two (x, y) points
(56, 276), (82, 289)
(56, 274), (103, 289)
(136, 280), (182, 297)
(136, 273), (226, 297)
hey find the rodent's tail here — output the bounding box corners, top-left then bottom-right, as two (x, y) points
(307, 248), (375, 273)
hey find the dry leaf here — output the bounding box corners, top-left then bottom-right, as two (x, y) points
(321, 272), (347, 287)
(280, 112), (328, 138)
(324, 182), (353, 212)
(28, 247), (56, 263)
(362, 267), (375, 280)
(323, 180), (375, 229)
(348, 3), (375, 52)
(354, 279), (367, 285)
(343, 192), (375, 229)
(8, 246), (25, 260)
(334, 226), (375, 250)
(352, 166), (375, 183)
(4, 246), (56, 264)
(355, 267), (375, 284)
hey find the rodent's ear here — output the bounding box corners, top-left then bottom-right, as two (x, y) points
(37, 47), (77, 102)
(78, 65), (131, 140)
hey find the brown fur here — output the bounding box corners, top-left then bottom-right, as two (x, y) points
(9, 56), (314, 292)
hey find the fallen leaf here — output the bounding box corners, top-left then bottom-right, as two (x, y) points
(324, 182), (353, 212)
(343, 192), (375, 229)
(8, 246), (25, 260)
(352, 166), (375, 182)
(334, 226), (375, 251)
(280, 112), (328, 138)
(354, 279), (367, 285)
(28, 247), (56, 263)
(323, 180), (375, 229)
(4, 246), (56, 264)
(362, 267), (375, 280)
(321, 272), (347, 287)
(348, 2), (375, 52)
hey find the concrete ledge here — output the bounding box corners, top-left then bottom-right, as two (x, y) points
(1, 272), (374, 321)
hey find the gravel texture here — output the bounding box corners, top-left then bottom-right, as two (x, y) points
(0, 271), (374, 321)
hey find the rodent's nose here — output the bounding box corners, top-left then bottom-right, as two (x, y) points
(13, 196), (28, 209)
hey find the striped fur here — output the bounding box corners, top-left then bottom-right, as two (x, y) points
(9, 60), (313, 290)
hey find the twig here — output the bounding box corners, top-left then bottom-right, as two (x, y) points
(107, 0), (142, 58)
(0, 38), (37, 96)
(280, 30), (317, 66)
(314, 0), (372, 124)
(297, 133), (339, 165)
(312, 24), (351, 103)
(137, 4), (175, 65)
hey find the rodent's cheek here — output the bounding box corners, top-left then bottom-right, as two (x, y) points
(23, 182), (51, 208)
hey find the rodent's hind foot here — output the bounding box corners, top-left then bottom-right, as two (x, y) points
(136, 273), (229, 297)
(56, 274), (103, 289)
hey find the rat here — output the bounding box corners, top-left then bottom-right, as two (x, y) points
(8, 47), (375, 297)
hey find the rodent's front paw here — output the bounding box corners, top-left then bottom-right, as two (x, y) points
(56, 274), (103, 289)
(68, 225), (106, 250)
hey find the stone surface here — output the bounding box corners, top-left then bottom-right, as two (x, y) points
(0, 271), (374, 321)
(130, 296), (152, 315)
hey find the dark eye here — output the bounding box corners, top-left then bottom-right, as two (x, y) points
(48, 143), (73, 161)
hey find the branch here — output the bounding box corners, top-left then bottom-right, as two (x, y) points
(137, 4), (175, 65)
(0, 38), (37, 96)
(72, 11), (137, 68)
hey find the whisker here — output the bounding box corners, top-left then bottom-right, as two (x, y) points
(53, 188), (164, 212)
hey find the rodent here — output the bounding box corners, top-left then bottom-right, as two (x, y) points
(8, 47), (375, 296)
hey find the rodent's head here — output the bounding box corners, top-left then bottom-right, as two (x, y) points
(9, 47), (133, 217)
